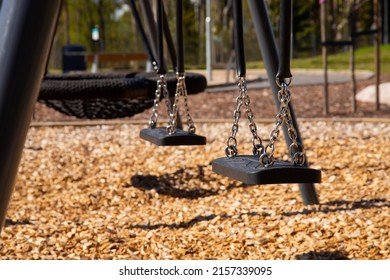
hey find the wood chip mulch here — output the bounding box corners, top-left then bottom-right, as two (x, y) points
(0, 73), (389, 260)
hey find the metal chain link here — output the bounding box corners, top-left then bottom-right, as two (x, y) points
(179, 74), (196, 134)
(167, 73), (196, 135)
(148, 75), (172, 129)
(225, 77), (264, 158)
(167, 78), (179, 134)
(260, 79), (306, 167)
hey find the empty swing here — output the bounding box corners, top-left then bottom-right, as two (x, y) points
(140, 0), (206, 146)
(38, 0), (207, 120)
(212, 0), (321, 185)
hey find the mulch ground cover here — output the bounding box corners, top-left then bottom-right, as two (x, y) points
(0, 73), (388, 259)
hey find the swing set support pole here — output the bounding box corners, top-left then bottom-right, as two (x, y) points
(247, 0), (319, 205)
(0, 0), (62, 232)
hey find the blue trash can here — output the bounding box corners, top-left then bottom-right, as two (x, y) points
(62, 44), (86, 73)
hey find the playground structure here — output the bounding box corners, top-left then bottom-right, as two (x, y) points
(139, 0), (207, 146)
(0, 0), (324, 234)
(0, 1), (389, 263)
(320, 0), (381, 114)
(212, 0), (321, 185)
(2, 0), (386, 233)
(0, 0), (323, 232)
(38, 0), (207, 120)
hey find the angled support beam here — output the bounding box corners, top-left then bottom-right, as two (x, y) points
(0, 0), (63, 231)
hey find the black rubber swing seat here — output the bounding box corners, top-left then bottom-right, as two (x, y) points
(140, 127), (206, 146)
(38, 71), (207, 119)
(212, 155), (321, 185)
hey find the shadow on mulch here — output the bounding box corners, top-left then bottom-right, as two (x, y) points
(283, 198), (390, 216)
(127, 167), (388, 232)
(4, 219), (33, 226)
(128, 164), (242, 199)
(129, 214), (224, 230)
(129, 212), (266, 230)
(295, 250), (350, 260)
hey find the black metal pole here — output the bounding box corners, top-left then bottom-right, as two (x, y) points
(156, 0), (167, 75)
(139, 0), (177, 72)
(0, 0), (62, 231)
(161, 2), (177, 70)
(176, 0), (184, 74)
(320, 1), (329, 115)
(233, 0), (246, 78)
(139, 0), (160, 71)
(277, 0), (292, 81)
(128, 0), (157, 65)
(247, 0), (319, 205)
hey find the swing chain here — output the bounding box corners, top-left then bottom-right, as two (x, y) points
(152, 61), (159, 72)
(149, 75), (172, 129)
(167, 73), (196, 135)
(260, 79), (306, 167)
(179, 74), (196, 134)
(167, 77), (179, 134)
(225, 77), (264, 158)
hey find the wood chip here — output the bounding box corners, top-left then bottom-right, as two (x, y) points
(1, 116), (389, 260)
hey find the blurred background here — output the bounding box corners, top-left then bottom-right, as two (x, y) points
(46, 0), (390, 72)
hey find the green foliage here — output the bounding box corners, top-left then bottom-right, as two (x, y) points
(57, 0), (139, 52)
(247, 45), (390, 73)
(48, 0), (386, 71)
(182, 0), (200, 66)
(324, 45), (390, 72)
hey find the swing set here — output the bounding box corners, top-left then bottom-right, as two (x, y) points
(212, 0), (321, 186)
(0, 0), (321, 232)
(139, 0), (207, 146)
(38, 0), (207, 120)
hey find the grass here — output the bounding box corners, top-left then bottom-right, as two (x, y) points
(247, 44), (390, 73)
(50, 45), (390, 74)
